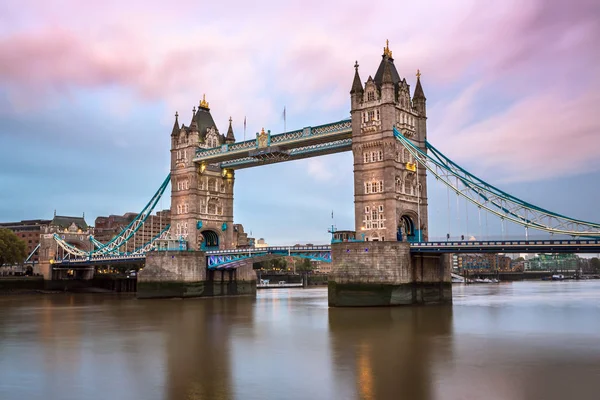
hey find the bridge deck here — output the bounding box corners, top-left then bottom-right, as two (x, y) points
(51, 240), (600, 268)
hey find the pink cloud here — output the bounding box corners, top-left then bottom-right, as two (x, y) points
(0, 0), (598, 182)
(434, 81), (600, 183)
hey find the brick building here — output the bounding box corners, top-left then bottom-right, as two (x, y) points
(0, 219), (51, 263)
(94, 209), (171, 252)
(0, 214), (90, 264)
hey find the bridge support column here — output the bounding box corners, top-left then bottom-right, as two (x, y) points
(137, 251), (209, 299)
(328, 242), (452, 307)
(137, 251), (256, 299)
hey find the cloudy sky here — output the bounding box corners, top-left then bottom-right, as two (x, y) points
(0, 0), (599, 245)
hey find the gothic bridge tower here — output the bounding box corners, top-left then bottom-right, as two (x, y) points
(350, 41), (428, 242)
(170, 95), (236, 251)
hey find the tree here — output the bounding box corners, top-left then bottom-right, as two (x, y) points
(295, 258), (314, 272)
(590, 257), (600, 273)
(0, 228), (28, 266)
(253, 257), (287, 271)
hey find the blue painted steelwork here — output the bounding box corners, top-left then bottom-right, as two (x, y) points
(129, 224), (171, 255)
(206, 245), (332, 269)
(53, 254), (146, 266)
(410, 239), (600, 254)
(25, 243), (40, 263)
(220, 138), (352, 169)
(91, 174), (171, 255)
(393, 127), (600, 237)
(206, 251), (268, 268)
(50, 238), (600, 267)
(194, 119), (352, 168)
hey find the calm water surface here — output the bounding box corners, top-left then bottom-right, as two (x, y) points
(1, 281), (600, 400)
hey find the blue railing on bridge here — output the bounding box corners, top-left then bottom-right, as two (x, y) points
(195, 119), (352, 159)
(52, 239), (600, 268)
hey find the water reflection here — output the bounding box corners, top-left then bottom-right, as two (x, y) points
(1, 282), (600, 400)
(328, 306), (453, 400)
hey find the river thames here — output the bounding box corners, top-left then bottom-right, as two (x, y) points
(1, 281), (599, 400)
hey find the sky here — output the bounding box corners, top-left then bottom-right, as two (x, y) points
(0, 0), (599, 245)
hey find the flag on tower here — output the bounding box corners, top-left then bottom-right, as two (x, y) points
(283, 106), (287, 133)
(331, 210), (334, 219)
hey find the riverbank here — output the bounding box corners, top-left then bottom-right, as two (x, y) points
(0, 276), (137, 294)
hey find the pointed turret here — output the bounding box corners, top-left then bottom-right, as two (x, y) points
(350, 61), (364, 94)
(189, 107), (198, 132)
(413, 69), (426, 100)
(225, 117), (235, 144)
(413, 69), (426, 118)
(382, 60), (394, 85)
(373, 40), (401, 89)
(171, 112), (180, 136)
(193, 94), (218, 142)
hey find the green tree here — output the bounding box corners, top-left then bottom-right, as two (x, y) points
(590, 257), (600, 273)
(0, 228), (28, 266)
(295, 258), (314, 272)
(253, 257), (287, 271)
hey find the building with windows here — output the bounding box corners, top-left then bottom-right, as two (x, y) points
(94, 210), (171, 252)
(0, 219), (51, 263)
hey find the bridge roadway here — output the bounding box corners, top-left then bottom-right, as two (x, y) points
(50, 239), (600, 269)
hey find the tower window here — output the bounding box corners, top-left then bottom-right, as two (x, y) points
(367, 91), (375, 101)
(208, 179), (216, 192)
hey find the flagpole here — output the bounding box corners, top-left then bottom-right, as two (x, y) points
(283, 106), (286, 134)
(243, 116), (246, 141)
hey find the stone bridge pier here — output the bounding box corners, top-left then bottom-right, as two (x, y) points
(137, 251), (256, 299)
(328, 242), (451, 307)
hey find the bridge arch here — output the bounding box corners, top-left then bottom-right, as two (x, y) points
(397, 214), (417, 242)
(200, 229), (220, 250)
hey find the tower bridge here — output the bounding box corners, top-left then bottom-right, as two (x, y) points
(41, 42), (600, 305)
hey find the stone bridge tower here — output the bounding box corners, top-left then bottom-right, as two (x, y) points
(350, 41), (428, 242)
(170, 96), (236, 251)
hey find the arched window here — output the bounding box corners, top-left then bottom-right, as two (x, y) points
(395, 177), (401, 192)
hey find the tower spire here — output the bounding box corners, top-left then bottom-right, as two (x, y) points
(413, 69), (426, 100)
(350, 61), (364, 94)
(225, 116), (235, 144)
(190, 107), (198, 131)
(199, 94), (210, 110)
(171, 111), (180, 136)
(383, 39), (392, 58)
(382, 59), (393, 85)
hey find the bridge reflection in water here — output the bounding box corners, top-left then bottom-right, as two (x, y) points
(328, 306), (453, 400)
(2, 284), (600, 400)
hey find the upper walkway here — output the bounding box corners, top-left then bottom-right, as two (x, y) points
(194, 119), (351, 169)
